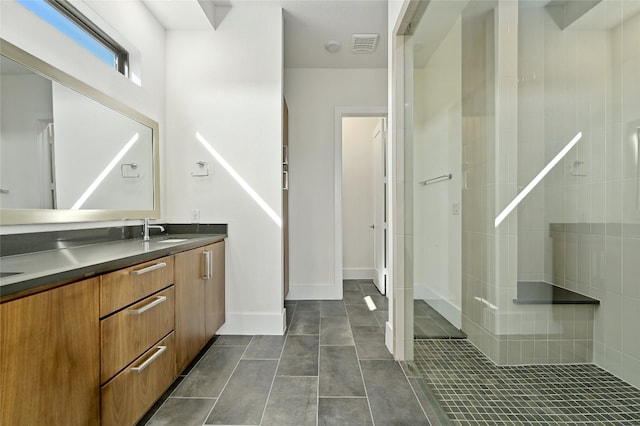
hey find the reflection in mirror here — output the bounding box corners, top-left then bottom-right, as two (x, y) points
(52, 83), (153, 210)
(0, 40), (159, 224)
(0, 56), (53, 209)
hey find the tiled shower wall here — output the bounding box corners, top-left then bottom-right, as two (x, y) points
(461, 1), (609, 368)
(516, 4), (640, 389)
(461, 2), (501, 363)
(551, 224), (640, 389)
(424, 0), (639, 387)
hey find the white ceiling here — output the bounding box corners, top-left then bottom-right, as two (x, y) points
(142, 0), (388, 69)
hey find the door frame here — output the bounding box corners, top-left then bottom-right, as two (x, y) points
(371, 118), (388, 295)
(334, 107), (387, 293)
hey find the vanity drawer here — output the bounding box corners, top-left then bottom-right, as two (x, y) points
(100, 256), (174, 317)
(101, 332), (176, 426)
(100, 286), (174, 383)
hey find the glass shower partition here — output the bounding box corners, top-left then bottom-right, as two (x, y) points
(513, 0), (640, 387)
(404, 0), (640, 389)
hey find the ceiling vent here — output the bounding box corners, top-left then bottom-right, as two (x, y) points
(351, 33), (379, 54)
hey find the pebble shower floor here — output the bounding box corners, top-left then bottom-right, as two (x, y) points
(413, 339), (640, 425)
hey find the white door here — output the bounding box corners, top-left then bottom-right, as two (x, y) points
(372, 118), (388, 294)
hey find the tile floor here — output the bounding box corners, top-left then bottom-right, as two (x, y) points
(141, 280), (434, 426)
(412, 339), (640, 425)
(414, 300), (466, 340)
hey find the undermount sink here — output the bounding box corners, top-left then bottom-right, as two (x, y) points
(157, 238), (188, 243)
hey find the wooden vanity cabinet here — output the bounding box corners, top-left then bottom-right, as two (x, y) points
(205, 241), (225, 341)
(175, 240), (225, 372)
(100, 286), (175, 383)
(99, 257), (176, 426)
(0, 238), (225, 426)
(100, 256), (174, 317)
(101, 332), (175, 426)
(0, 278), (100, 426)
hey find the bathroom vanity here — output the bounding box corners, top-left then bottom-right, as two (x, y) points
(0, 39), (228, 425)
(0, 230), (226, 426)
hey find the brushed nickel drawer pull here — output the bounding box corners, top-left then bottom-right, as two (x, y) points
(203, 250), (212, 279)
(130, 262), (167, 275)
(131, 345), (167, 373)
(129, 295), (167, 315)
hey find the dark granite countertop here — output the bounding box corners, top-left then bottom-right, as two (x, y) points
(0, 224), (226, 299)
(513, 281), (600, 305)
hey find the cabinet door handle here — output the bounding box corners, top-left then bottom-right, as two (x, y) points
(130, 345), (167, 373)
(203, 250), (212, 279)
(130, 262), (167, 275)
(129, 295), (167, 315)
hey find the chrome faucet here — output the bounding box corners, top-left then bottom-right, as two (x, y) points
(143, 218), (165, 241)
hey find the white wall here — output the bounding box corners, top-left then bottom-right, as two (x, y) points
(284, 68), (387, 299)
(0, 0), (166, 233)
(164, 7), (285, 334)
(342, 117), (379, 279)
(412, 18), (462, 329)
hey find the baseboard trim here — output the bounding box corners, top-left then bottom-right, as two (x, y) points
(414, 284), (462, 329)
(216, 309), (286, 335)
(286, 283), (342, 300)
(385, 321), (394, 354)
(343, 268), (376, 280)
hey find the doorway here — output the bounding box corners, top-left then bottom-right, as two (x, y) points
(334, 107), (390, 346)
(341, 116), (387, 294)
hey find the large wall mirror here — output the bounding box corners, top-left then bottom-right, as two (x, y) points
(0, 39), (160, 225)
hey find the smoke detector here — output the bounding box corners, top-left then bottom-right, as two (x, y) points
(324, 40), (342, 53)
(351, 33), (379, 54)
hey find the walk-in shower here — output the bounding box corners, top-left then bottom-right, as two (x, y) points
(403, 1), (640, 419)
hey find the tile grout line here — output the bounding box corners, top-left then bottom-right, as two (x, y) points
(403, 363), (435, 425)
(147, 337), (227, 424)
(200, 335), (255, 426)
(349, 282), (377, 426)
(316, 312), (321, 426)
(258, 302), (296, 426)
(169, 396), (217, 400)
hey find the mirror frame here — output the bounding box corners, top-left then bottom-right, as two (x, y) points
(0, 39), (160, 225)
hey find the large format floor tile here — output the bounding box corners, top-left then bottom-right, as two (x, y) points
(172, 345), (245, 398)
(345, 304), (379, 326)
(243, 335), (286, 360)
(277, 335), (319, 376)
(318, 398), (373, 426)
(205, 360), (277, 425)
(319, 300), (347, 317)
(320, 317), (353, 346)
(261, 376), (318, 426)
(142, 279), (640, 426)
(142, 280), (435, 426)
(319, 346), (366, 397)
(353, 330), (395, 360)
(360, 359), (430, 425)
(288, 310), (321, 335)
(146, 398), (215, 426)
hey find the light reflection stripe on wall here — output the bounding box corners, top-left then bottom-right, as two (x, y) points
(494, 132), (582, 228)
(71, 133), (139, 210)
(196, 132), (282, 228)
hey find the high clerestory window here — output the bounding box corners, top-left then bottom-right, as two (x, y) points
(18, 0), (129, 76)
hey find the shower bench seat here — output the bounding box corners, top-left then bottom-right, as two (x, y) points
(513, 281), (600, 305)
